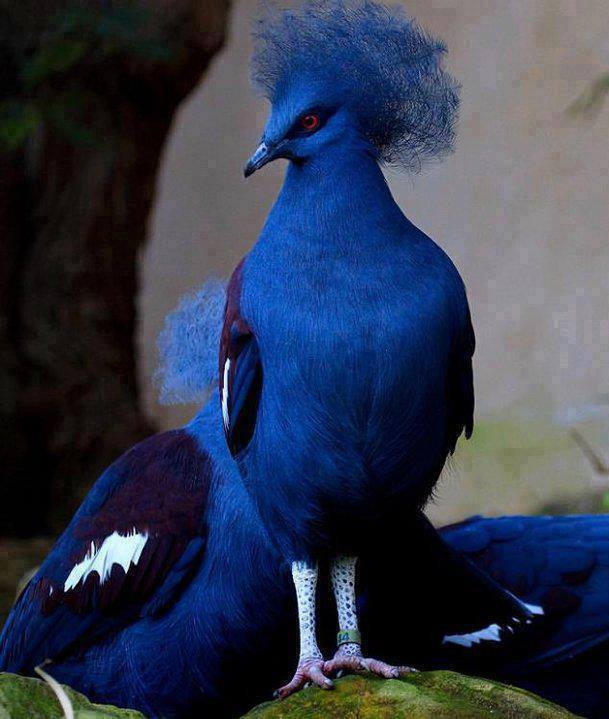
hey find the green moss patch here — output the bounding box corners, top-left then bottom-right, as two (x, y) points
(0, 673), (145, 719)
(242, 672), (579, 719)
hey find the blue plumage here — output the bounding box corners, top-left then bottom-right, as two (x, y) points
(155, 278), (227, 404)
(0, 402), (297, 718)
(3, 2), (609, 716)
(251, 0), (459, 170)
(221, 0), (474, 691)
(439, 515), (609, 717)
(3, 402), (609, 717)
(225, 3), (473, 559)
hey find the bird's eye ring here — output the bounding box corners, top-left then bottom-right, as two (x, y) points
(300, 114), (320, 131)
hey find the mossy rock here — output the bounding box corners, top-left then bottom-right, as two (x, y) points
(242, 672), (579, 719)
(0, 672), (146, 719)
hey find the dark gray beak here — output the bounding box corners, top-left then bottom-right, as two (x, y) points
(244, 141), (272, 178)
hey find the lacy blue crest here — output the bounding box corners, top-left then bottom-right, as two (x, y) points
(155, 278), (227, 404)
(251, 0), (460, 171)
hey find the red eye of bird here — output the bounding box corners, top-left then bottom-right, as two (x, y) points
(301, 113), (320, 131)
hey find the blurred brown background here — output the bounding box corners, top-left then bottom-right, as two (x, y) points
(0, 0), (608, 618)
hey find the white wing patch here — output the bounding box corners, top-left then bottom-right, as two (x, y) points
(443, 622), (503, 648)
(523, 602), (544, 616)
(442, 602), (545, 649)
(222, 358), (231, 431)
(64, 529), (149, 592)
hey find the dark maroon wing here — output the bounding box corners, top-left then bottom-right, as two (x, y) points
(219, 259), (262, 457)
(0, 429), (211, 671)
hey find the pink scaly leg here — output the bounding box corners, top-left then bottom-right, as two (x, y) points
(276, 561), (333, 699)
(323, 555), (416, 679)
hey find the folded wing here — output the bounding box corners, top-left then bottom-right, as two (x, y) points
(441, 514), (609, 669)
(0, 429), (211, 672)
(219, 259), (262, 457)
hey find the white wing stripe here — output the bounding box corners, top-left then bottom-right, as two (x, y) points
(523, 602), (544, 616)
(64, 528), (149, 592)
(442, 622), (503, 648)
(441, 600), (545, 649)
(222, 358), (231, 431)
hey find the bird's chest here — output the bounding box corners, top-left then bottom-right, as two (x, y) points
(247, 244), (443, 396)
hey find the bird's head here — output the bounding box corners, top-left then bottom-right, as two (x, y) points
(244, 0), (459, 178)
(244, 78), (358, 177)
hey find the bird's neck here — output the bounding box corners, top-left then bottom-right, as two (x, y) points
(270, 146), (406, 242)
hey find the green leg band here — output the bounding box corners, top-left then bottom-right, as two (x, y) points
(337, 629), (361, 646)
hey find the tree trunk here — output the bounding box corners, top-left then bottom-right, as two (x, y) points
(0, 0), (230, 535)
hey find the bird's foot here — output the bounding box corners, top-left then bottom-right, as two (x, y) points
(275, 657), (333, 699)
(324, 645), (416, 680)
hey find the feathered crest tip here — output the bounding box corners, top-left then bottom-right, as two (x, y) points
(251, 0), (459, 171)
(155, 278), (227, 405)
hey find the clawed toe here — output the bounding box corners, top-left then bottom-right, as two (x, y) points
(324, 654), (416, 680)
(360, 657), (411, 679)
(323, 655), (363, 675)
(277, 655), (415, 698)
(275, 658), (333, 699)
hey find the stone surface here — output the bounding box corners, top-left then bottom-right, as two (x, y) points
(242, 672), (579, 719)
(0, 670), (579, 718)
(0, 673), (145, 719)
